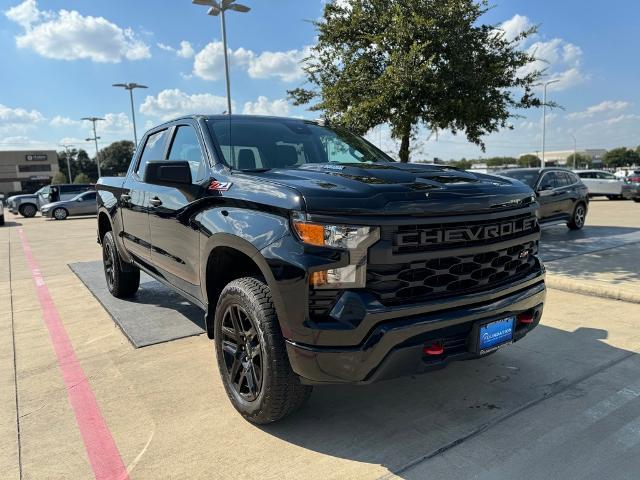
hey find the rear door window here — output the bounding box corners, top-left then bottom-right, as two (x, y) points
(538, 172), (557, 189)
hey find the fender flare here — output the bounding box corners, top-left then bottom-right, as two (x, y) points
(200, 232), (287, 335)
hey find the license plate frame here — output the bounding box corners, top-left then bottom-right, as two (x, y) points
(472, 316), (515, 354)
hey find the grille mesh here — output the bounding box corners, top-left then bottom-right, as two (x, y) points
(367, 241), (537, 306)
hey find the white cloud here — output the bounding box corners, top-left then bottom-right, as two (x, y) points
(497, 14), (587, 91)
(567, 100), (631, 119)
(498, 14), (533, 43)
(0, 103), (44, 125)
(5, 0), (150, 63)
(192, 41), (307, 82)
(99, 112), (133, 135)
(4, 0), (41, 29)
(50, 115), (81, 127)
(242, 96), (290, 117)
(157, 40), (195, 58)
(193, 41), (253, 81)
(140, 89), (231, 120)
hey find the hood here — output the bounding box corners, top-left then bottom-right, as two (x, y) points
(237, 162), (535, 216)
(7, 194), (38, 202)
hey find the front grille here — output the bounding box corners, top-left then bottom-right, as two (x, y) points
(387, 213), (538, 254)
(367, 241), (538, 306)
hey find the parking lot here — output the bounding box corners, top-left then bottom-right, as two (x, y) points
(1, 199), (639, 479)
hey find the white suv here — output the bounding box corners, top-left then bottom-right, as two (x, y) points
(574, 170), (634, 200)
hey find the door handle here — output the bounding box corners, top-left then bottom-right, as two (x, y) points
(120, 193), (131, 202)
(150, 197), (163, 207)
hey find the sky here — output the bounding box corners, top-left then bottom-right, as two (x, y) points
(0, 0), (638, 160)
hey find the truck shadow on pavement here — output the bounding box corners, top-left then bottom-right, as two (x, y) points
(260, 325), (638, 478)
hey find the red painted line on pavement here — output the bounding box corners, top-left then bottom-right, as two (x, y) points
(18, 228), (128, 480)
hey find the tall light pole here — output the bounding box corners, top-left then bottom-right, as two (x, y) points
(570, 134), (577, 169)
(59, 144), (75, 183)
(112, 82), (148, 147)
(541, 79), (559, 168)
(82, 117), (105, 178)
(192, 0), (251, 115)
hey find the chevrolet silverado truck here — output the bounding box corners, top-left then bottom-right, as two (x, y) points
(96, 115), (546, 424)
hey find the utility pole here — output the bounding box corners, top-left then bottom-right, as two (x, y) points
(59, 144), (75, 183)
(541, 79), (560, 168)
(192, 0), (251, 115)
(82, 117), (105, 178)
(570, 134), (577, 169)
(112, 83), (148, 147)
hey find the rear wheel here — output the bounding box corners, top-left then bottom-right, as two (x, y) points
(568, 203), (586, 230)
(102, 231), (140, 298)
(19, 203), (37, 218)
(214, 277), (312, 424)
(53, 207), (68, 220)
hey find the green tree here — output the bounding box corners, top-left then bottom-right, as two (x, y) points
(289, 0), (544, 162)
(518, 154), (541, 167)
(603, 147), (640, 168)
(450, 159), (473, 169)
(57, 148), (94, 181)
(486, 157), (517, 167)
(51, 171), (68, 184)
(98, 140), (135, 177)
(565, 153), (591, 168)
(74, 173), (91, 184)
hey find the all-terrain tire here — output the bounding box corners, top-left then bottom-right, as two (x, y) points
(102, 231), (140, 298)
(567, 202), (587, 230)
(214, 277), (312, 424)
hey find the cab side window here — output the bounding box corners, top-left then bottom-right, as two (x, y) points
(167, 125), (205, 182)
(538, 172), (556, 189)
(137, 130), (169, 179)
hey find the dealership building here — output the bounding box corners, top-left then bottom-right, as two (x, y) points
(0, 150), (59, 195)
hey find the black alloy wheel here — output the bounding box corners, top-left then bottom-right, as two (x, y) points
(103, 240), (116, 291)
(220, 304), (263, 402)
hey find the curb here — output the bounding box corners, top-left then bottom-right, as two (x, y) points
(546, 275), (640, 304)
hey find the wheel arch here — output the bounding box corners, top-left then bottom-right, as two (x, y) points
(201, 233), (284, 339)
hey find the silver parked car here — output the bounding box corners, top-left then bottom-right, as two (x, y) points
(0, 194), (5, 226)
(7, 183), (93, 217)
(40, 190), (98, 220)
(574, 170), (635, 200)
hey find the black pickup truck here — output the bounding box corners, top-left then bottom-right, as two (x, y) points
(97, 115), (546, 423)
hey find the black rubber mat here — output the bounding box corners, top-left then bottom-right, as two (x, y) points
(69, 261), (205, 348)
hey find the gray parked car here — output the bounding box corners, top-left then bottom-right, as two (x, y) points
(0, 194), (5, 226)
(40, 190), (97, 220)
(7, 184), (93, 218)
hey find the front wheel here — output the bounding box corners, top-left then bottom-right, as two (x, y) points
(19, 204), (37, 218)
(102, 231), (140, 298)
(214, 277), (312, 424)
(53, 207), (68, 220)
(568, 203), (587, 230)
(634, 198), (640, 203)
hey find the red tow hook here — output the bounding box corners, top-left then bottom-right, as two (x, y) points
(517, 312), (535, 325)
(423, 341), (444, 356)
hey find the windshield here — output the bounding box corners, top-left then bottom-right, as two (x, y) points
(207, 118), (393, 170)
(501, 170), (539, 188)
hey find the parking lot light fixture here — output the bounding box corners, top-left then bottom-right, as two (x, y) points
(112, 83), (148, 147)
(192, 0), (251, 115)
(82, 117), (105, 178)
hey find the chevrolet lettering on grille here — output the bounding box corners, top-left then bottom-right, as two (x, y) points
(397, 217), (538, 247)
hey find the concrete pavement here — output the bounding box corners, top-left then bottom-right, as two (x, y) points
(1, 199), (639, 479)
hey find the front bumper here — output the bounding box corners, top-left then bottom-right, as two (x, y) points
(286, 275), (545, 384)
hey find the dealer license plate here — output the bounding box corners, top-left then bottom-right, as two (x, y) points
(479, 316), (515, 352)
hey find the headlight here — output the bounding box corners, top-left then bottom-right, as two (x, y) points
(291, 213), (380, 289)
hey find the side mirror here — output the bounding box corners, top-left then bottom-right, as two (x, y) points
(144, 161), (192, 187)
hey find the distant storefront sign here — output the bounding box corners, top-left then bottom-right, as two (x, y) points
(25, 154), (48, 161)
(29, 175), (51, 181)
